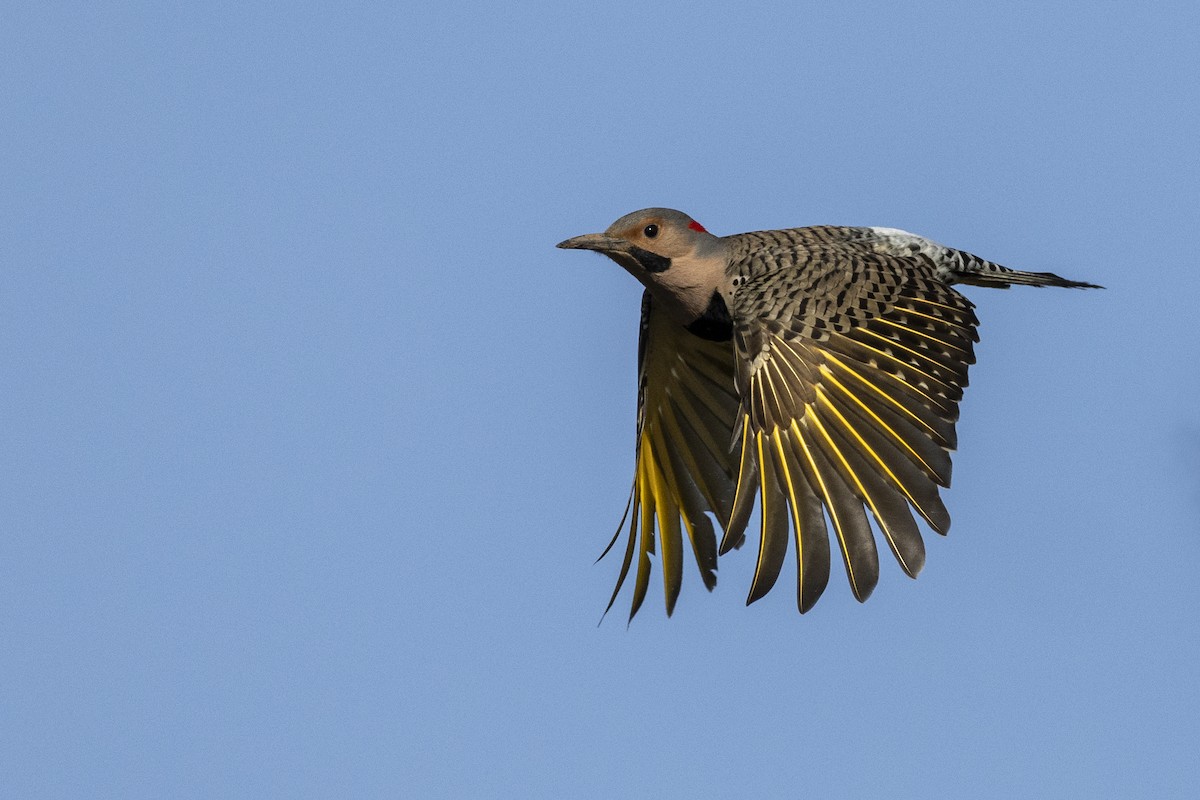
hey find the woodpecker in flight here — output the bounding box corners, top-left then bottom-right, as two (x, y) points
(558, 208), (1100, 620)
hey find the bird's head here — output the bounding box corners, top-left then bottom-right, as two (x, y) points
(556, 208), (719, 277)
(557, 208), (728, 325)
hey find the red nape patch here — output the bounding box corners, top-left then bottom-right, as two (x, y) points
(688, 220), (707, 233)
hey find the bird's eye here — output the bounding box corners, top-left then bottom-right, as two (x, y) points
(643, 224), (659, 238)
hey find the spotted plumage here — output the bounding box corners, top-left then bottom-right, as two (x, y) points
(558, 208), (1100, 619)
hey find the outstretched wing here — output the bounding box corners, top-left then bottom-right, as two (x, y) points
(726, 235), (979, 612)
(603, 291), (745, 620)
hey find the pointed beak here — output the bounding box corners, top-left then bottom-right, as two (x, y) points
(556, 233), (628, 253)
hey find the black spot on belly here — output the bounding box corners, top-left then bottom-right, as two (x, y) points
(628, 245), (672, 273)
(687, 291), (733, 341)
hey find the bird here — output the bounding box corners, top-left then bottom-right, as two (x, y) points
(557, 208), (1100, 621)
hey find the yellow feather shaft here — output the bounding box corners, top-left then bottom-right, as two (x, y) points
(630, 443), (656, 617)
(645, 435), (683, 613)
(813, 384), (942, 524)
(788, 418), (860, 592)
(805, 407), (912, 574)
(770, 432), (808, 597)
(754, 432), (770, 573)
(891, 302), (972, 334)
(855, 329), (958, 390)
(822, 351), (944, 439)
(875, 317), (971, 355)
(730, 416), (753, 510)
(817, 366), (946, 481)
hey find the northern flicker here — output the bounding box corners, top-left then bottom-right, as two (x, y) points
(558, 208), (1100, 620)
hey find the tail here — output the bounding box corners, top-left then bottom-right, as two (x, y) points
(867, 229), (1104, 290)
(955, 267), (1103, 290)
(949, 252), (1104, 290)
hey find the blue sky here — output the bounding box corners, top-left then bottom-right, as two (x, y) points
(3, 2), (1198, 797)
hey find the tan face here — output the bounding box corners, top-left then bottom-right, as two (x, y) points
(557, 208), (725, 327)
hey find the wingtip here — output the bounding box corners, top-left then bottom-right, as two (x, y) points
(851, 583), (877, 603)
(745, 585), (769, 607)
(718, 531), (747, 555)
